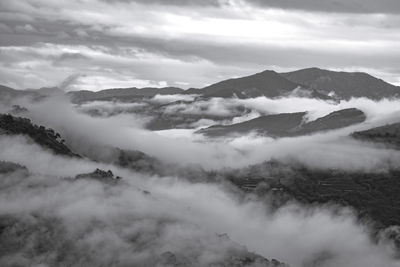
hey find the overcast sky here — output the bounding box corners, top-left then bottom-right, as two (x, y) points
(1, 0), (400, 91)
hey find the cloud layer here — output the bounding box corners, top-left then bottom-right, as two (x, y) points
(8, 95), (400, 171)
(1, 0), (400, 90)
(0, 133), (399, 267)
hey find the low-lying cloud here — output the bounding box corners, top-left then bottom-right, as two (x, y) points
(0, 134), (399, 267)
(7, 94), (400, 172)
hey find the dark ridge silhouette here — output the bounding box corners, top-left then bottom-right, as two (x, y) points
(0, 114), (79, 157)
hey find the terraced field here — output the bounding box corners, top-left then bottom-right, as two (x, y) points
(227, 163), (400, 229)
(352, 122), (400, 149)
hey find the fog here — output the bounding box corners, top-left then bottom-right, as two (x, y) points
(161, 96), (400, 123)
(1, 0), (400, 265)
(9, 95), (400, 171)
(1, 94), (400, 266)
(150, 94), (200, 104)
(0, 134), (399, 267)
(76, 101), (149, 116)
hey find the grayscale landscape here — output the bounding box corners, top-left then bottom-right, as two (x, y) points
(1, 1), (400, 267)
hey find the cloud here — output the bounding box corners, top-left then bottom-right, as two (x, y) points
(247, 0), (400, 14)
(75, 100), (150, 122)
(100, 0), (222, 6)
(158, 95), (400, 124)
(2, 93), (400, 266)
(1, 2), (400, 266)
(6, 95), (400, 172)
(100, 0), (400, 14)
(163, 97), (247, 117)
(1, 0), (400, 89)
(59, 73), (84, 91)
(149, 94), (199, 104)
(0, 134), (399, 267)
(53, 52), (90, 66)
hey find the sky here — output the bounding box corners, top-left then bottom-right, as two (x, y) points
(0, 0), (400, 91)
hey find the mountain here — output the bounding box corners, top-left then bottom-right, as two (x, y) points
(197, 108), (366, 137)
(352, 122), (400, 149)
(281, 67), (400, 99)
(198, 70), (311, 99)
(4, 67), (399, 103)
(68, 87), (185, 103)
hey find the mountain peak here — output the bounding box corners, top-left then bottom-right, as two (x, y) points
(281, 67), (400, 99)
(258, 69), (279, 75)
(199, 69), (300, 99)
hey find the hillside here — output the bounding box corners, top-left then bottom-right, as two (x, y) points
(225, 160), (400, 231)
(199, 70), (308, 99)
(198, 112), (306, 137)
(0, 114), (79, 157)
(198, 108), (366, 137)
(281, 67), (400, 99)
(352, 123), (400, 149)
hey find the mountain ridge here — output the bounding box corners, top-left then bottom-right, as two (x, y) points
(281, 67), (400, 99)
(2, 67), (399, 101)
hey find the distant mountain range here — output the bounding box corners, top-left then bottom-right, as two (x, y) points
(197, 108), (366, 137)
(68, 87), (184, 103)
(0, 85), (37, 98)
(1, 67), (399, 102)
